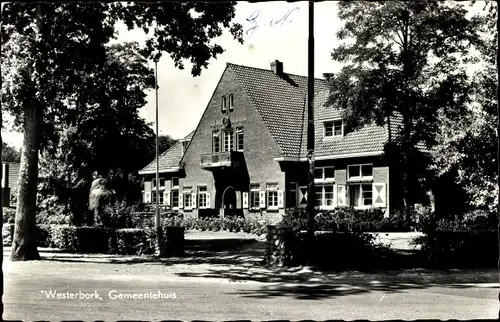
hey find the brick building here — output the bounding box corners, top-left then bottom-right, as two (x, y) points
(139, 60), (434, 220)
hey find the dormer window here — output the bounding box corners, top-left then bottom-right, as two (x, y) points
(221, 96), (227, 112)
(324, 120), (343, 138)
(228, 94), (234, 112)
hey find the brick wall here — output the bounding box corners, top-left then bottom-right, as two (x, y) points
(176, 66), (286, 219)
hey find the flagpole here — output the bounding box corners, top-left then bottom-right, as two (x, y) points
(154, 58), (161, 255)
(306, 0), (315, 266)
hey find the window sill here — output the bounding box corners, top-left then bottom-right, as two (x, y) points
(346, 178), (374, 183)
(323, 135), (343, 140)
(266, 207), (280, 212)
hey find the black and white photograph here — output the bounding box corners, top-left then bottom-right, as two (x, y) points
(1, 1), (498, 320)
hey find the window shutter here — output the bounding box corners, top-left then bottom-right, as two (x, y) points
(242, 192), (249, 209)
(278, 190), (284, 208)
(179, 193), (184, 209)
(372, 182), (387, 207)
(259, 191), (266, 208)
(192, 193), (197, 209)
(333, 184), (338, 207)
(206, 192), (211, 208)
(164, 191), (170, 207)
(298, 186), (308, 205)
(144, 192), (151, 204)
(337, 184), (346, 206)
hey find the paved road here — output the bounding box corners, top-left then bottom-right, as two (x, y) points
(3, 256), (498, 320)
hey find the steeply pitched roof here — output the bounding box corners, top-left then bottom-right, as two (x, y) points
(139, 132), (192, 173)
(228, 63), (329, 157)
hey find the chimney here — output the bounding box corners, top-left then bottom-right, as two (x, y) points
(270, 60), (283, 76)
(323, 73), (334, 82)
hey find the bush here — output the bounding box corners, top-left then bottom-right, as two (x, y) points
(114, 228), (156, 255)
(2, 223), (14, 245)
(3, 207), (16, 224)
(411, 231), (497, 268)
(50, 225), (78, 251)
(280, 207), (408, 233)
(37, 225), (52, 247)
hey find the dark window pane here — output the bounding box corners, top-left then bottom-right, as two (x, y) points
(361, 164), (373, 177)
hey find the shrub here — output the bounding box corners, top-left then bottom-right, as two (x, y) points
(411, 231), (497, 268)
(100, 200), (134, 228)
(50, 225), (78, 251)
(114, 228), (156, 255)
(3, 207), (16, 224)
(37, 225), (52, 247)
(2, 223), (14, 245)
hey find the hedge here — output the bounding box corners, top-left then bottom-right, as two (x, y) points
(265, 225), (380, 268)
(2, 223), (184, 256)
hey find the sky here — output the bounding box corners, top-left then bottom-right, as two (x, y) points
(1, 1), (482, 148)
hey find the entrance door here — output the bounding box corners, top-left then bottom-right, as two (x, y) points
(222, 186), (237, 217)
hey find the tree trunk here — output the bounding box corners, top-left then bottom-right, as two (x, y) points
(10, 100), (43, 261)
(0, 103), (4, 315)
(496, 1), (499, 318)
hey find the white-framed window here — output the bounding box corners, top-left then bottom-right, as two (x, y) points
(151, 191), (164, 204)
(221, 95), (227, 112)
(213, 130), (220, 153)
(236, 127), (243, 151)
(172, 177), (179, 188)
(348, 164), (373, 180)
(198, 186), (208, 208)
(228, 94), (234, 111)
(171, 190), (179, 208)
(223, 130), (233, 152)
(314, 167), (335, 182)
(266, 183), (279, 209)
(315, 184), (335, 209)
(152, 178), (165, 189)
(324, 120), (343, 137)
(348, 183), (373, 207)
(183, 186), (193, 209)
(289, 182), (297, 207)
(250, 183), (260, 209)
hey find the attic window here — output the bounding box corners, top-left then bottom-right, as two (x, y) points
(221, 96), (227, 112)
(228, 94), (234, 111)
(324, 120), (343, 138)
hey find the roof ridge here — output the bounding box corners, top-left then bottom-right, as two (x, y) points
(227, 62), (328, 83)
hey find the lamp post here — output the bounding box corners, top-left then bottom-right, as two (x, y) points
(306, 0), (315, 267)
(154, 58), (161, 255)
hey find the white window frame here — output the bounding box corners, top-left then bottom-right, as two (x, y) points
(314, 167), (335, 183)
(324, 119), (343, 138)
(221, 95), (227, 112)
(213, 130), (220, 153)
(266, 183), (279, 210)
(223, 130), (233, 152)
(228, 94), (234, 112)
(236, 127), (244, 151)
(151, 190), (165, 204)
(315, 183), (336, 210)
(171, 188), (179, 210)
(347, 163), (374, 181)
(152, 178), (166, 190)
(183, 187), (193, 210)
(249, 184), (260, 210)
(171, 177), (179, 189)
(348, 183), (373, 209)
(198, 186), (208, 209)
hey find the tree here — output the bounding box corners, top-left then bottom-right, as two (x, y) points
(432, 2), (497, 212)
(38, 42), (159, 225)
(1, 142), (21, 162)
(326, 1), (478, 223)
(158, 135), (178, 156)
(1, 2), (243, 261)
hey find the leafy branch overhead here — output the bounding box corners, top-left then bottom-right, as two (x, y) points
(109, 2), (243, 76)
(1, 2), (243, 261)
